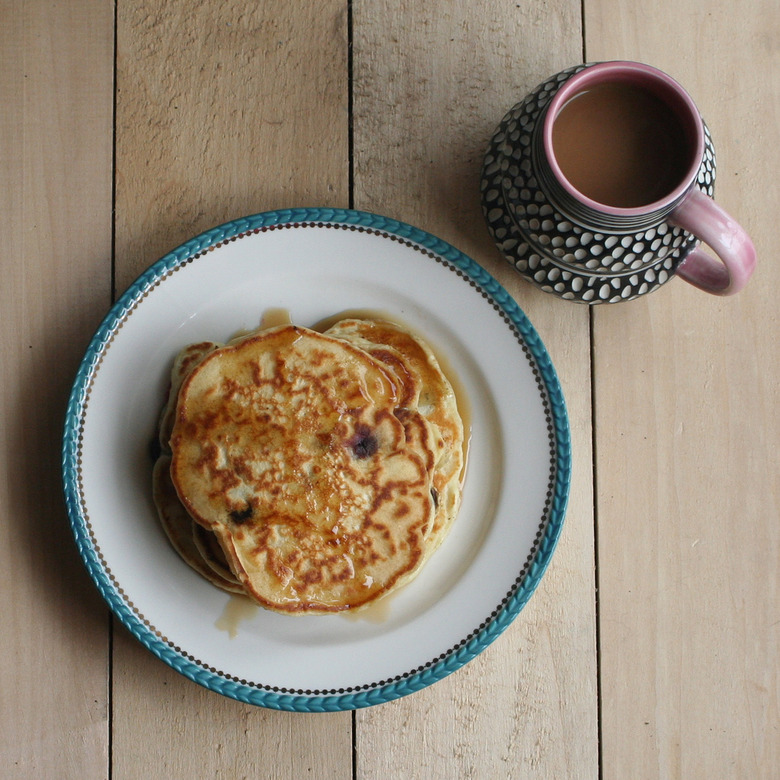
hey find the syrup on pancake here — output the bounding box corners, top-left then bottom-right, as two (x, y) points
(153, 313), (466, 615)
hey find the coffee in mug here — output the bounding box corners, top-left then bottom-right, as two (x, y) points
(550, 81), (692, 209)
(481, 61), (756, 302)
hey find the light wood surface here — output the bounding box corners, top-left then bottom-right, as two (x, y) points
(2, 2), (113, 775)
(3, 1), (777, 778)
(588, 2), (780, 776)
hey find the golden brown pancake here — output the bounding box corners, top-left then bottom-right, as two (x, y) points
(153, 340), (244, 591)
(158, 341), (220, 452)
(152, 456), (244, 594)
(192, 522), (242, 587)
(169, 324), (440, 614)
(322, 318), (465, 552)
(154, 314), (466, 615)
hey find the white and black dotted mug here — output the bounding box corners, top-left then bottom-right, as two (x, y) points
(481, 62), (756, 303)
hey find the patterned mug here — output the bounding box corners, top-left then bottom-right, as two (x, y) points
(481, 61), (756, 303)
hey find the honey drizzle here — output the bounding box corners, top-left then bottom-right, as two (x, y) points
(340, 594), (395, 624)
(260, 308), (294, 329)
(215, 594), (259, 638)
(213, 307), (470, 631)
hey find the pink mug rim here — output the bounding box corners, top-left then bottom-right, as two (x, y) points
(542, 61), (706, 218)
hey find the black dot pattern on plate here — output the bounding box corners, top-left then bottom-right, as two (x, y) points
(481, 65), (717, 303)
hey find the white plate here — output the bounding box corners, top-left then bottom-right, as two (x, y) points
(63, 208), (570, 711)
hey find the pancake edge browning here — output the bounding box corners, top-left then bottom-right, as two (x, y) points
(322, 318), (466, 553)
(168, 324), (438, 614)
(154, 315), (466, 615)
(152, 456), (245, 595)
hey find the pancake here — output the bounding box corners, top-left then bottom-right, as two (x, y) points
(168, 324), (440, 614)
(152, 456), (244, 594)
(158, 341), (219, 452)
(192, 522), (242, 587)
(154, 314), (467, 615)
(322, 318), (465, 552)
(153, 340), (243, 591)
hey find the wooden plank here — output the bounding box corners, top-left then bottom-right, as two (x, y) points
(586, 1), (780, 777)
(352, 2), (599, 776)
(114, 0), (350, 290)
(0, 0), (114, 775)
(111, 2), (353, 777)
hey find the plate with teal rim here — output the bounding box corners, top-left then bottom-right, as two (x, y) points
(62, 208), (570, 712)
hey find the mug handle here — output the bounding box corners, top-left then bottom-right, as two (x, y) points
(669, 189), (756, 295)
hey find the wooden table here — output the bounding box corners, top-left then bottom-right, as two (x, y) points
(3, 1), (777, 777)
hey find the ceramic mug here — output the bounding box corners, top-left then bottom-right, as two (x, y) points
(481, 62), (756, 303)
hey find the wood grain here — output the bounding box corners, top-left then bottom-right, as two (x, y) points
(6, 0), (777, 776)
(0, 0), (114, 775)
(114, 0), (350, 292)
(111, 2), (352, 777)
(352, 2), (598, 777)
(586, 0), (780, 776)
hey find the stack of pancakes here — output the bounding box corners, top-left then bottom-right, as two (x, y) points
(152, 315), (465, 615)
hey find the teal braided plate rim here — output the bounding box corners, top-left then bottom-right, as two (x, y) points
(62, 207), (571, 712)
